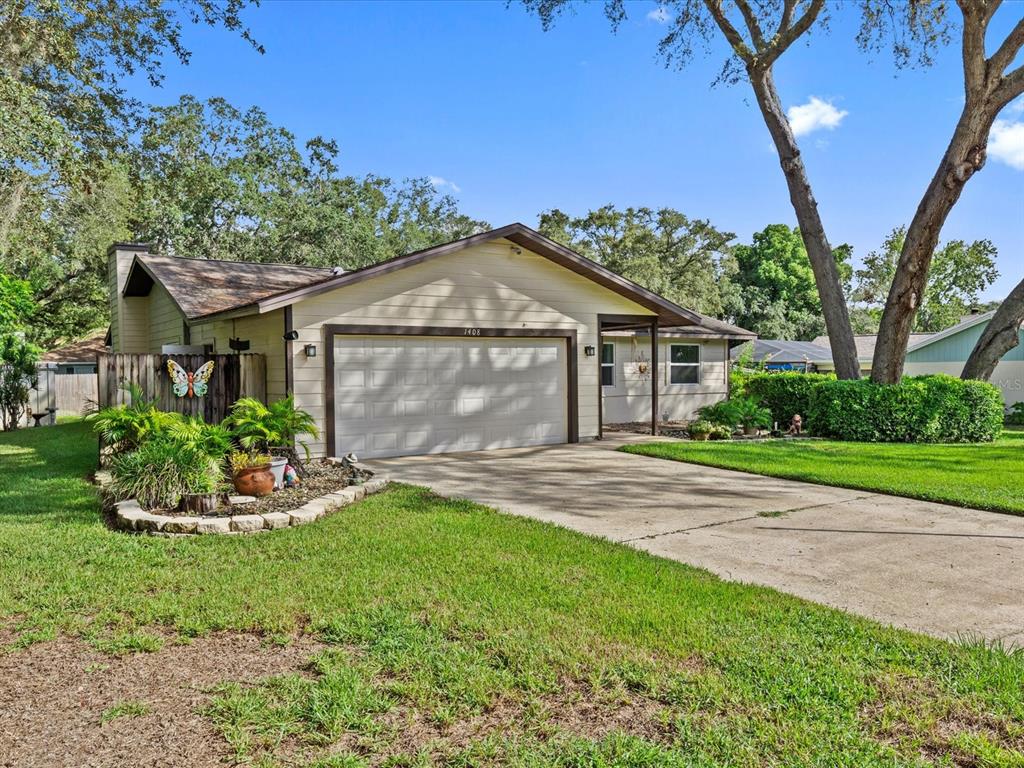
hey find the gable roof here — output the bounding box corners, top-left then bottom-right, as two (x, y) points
(905, 311), (995, 353)
(41, 332), (108, 363)
(122, 224), (755, 337)
(811, 333), (936, 361)
(731, 339), (833, 363)
(123, 255), (334, 320)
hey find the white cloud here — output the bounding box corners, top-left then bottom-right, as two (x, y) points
(786, 96), (848, 137)
(1008, 97), (1024, 114)
(989, 119), (1024, 170)
(428, 175), (461, 193)
(646, 6), (670, 23)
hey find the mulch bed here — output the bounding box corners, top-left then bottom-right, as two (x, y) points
(242, 460), (373, 516)
(0, 631), (325, 768)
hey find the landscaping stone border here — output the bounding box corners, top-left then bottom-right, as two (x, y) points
(108, 478), (390, 536)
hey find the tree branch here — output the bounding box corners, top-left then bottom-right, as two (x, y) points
(956, 0), (988, 94)
(733, 0), (766, 50)
(988, 15), (1024, 79)
(704, 0), (755, 62)
(993, 63), (1024, 108)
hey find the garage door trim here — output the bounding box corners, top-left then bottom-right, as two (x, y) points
(323, 324), (579, 457)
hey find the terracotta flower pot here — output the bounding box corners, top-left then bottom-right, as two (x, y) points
(233, 464), (275, 497)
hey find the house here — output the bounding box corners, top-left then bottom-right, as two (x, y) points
(729, 339), (835, 372)
(904, 310), (1024, 407)
(40, 332), (109, 374)
(107, 223), (753, 458)
(810, 333), (934, 376)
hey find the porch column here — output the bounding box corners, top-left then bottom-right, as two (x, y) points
(651, 319), (659, 436)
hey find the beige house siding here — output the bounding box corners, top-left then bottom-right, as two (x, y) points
(289, 238), (653, 457)
(190, 311), (288, 401)
(147, 283), (185, 350)
(602, 337), (730, 424)
(108, 247), (150, 353)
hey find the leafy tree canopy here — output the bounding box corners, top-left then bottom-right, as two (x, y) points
(537, 205), (736, 317)
(726, 224), (852, 341)
(851, 227), (999, 333)
(0, 271), (34, 333)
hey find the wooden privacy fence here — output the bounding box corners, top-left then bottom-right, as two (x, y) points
(97, 353), (267, 422)
(29, 367), (98, 421)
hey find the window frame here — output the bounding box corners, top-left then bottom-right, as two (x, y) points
(600, 341), (615, 387)
(668, 343), (701, 385)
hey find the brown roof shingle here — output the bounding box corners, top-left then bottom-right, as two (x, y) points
(134, 255), (335, 319)
(41, 332), (109, 362)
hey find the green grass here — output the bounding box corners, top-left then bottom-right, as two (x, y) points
(621, 429), (1024, 515)
(100, 700), (151, 724)
(1, 423), (1023, 766)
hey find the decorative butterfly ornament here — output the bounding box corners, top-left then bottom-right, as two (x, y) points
(167, 360), (215, 398)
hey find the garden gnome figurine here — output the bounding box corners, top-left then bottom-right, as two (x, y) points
(787, 414), (803, 435)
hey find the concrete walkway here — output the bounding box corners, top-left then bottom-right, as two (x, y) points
(367, 434), (1024, 646)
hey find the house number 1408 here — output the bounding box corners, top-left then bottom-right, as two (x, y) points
(463, 328), (481, 336)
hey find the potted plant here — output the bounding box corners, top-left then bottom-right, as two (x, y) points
(229, 450), (275, 497)
(733, 396), (772, 436)
(227, 396), (320, 488)
(687, 419), (713, 441)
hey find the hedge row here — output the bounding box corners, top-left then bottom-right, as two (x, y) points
(743, 372), (834, 427)
(744, 372), (1003, 443)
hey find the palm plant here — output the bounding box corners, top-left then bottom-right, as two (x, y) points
(227, 395), (319, 458)
(86, 382), (178, 453)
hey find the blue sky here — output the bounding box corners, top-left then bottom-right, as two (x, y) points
(129, 1), (1023, 301)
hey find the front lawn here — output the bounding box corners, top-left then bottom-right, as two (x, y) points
(2, 422), (1023, 766)
(622, 430), (1024, 516)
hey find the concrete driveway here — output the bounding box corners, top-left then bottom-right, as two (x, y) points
(367, 434), (1024, 646)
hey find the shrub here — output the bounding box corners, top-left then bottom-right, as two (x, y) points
(0, 334), (40, 431)
(687, 420), (713, 440)
(708, 424), (734, 440)
(807, 375), (1003, 443)
(697, 399), (739, 427)
(87, 383), (179, 453)
(110, 438), (223, 509)
(731, 396), (772, 430)
(744, 372), (834, 429)
(1007, 402), (1024, 426)
(227, 395), (320, 457)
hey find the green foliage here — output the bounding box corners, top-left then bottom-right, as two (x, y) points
(807, 375), (1004, 443)
(724, 224), (853, 341)
(728, 342), (765, 396)
(744, 372), (835, 426)
(851, 227), (999, 333)
(697, 399), (739, 427)
(109, 438), (222, 509)
(100, 700), (151, 724)
(85, 383), (177, 453)
(227, 395), (320, 457)
(164, 415), (234, 461)
(1006, 403), (1024, 426)
(0, 272), (34, 333)
(686, 419), (714, 439)
(0, 333), (40, 430)
(537, 205), (736, 316)
(228, 449), (273, 474)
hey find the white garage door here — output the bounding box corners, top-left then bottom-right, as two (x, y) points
(333, 335), (568, 458)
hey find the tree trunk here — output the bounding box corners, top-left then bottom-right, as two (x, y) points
(748, 68), (861, 379)
(962, 276), (1024, 381)
(871, 98), (997, 383)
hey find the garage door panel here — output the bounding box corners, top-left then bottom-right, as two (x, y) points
(333, 335), (568, 458)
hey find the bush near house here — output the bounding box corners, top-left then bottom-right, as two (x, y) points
(807, 375), (1003, 443)
(744, 372), (834, 428)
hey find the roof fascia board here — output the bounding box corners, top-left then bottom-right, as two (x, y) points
(905, 311), (994, 353)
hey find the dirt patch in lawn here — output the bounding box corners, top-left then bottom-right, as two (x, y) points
(0, 632), (325, 768)
(860, 673), (1024, 766)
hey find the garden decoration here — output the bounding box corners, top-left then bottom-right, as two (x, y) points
(787, 414), (803, 435)
(167, 359), (215, 398)
(229, 450), (275, 497)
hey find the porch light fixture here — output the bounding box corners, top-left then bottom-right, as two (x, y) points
(283, 330), (299, 341)
(584, 345), (596, 357)
(303, 344), (317, 358)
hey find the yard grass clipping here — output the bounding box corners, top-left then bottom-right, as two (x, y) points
(1, 422), (1022, 766)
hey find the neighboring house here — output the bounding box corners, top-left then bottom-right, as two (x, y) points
(107, 223), (753, 458)
(729, 339), (834, 372)
(811, 333), (935, 375)
(904, 310), (1024, 407)
(40, 332), (109, 374)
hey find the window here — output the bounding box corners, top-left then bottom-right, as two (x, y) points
(669, 344), (700, 384)
(601, 342), (615, 387)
